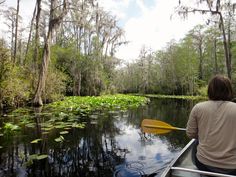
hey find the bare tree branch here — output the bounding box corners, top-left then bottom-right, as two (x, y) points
(0, 0), (5, 5)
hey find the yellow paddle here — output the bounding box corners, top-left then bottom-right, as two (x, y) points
(141, 119), (186, 133)
(141, 125), (172, 134)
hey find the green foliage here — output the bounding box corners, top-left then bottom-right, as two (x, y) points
(0, 40), (33, 107)
(24, 154), (48, 167)
(3, 122), (20, 137)
(49, 94), (149, 113)
(54, 135), (64, 143)
(114, 23), (234, 96)
(197, 85), (208, 97)
(1, 65), (31, 107)
(0, 40), (10, 84)
(30, 138), (42, 144)
(43, 67), (68, 102)
(51, 44), (120, 96)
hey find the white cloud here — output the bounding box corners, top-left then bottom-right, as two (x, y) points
(136, 0), (148, 14)
(98, 0), (130, 20)
(114, 0), (206, 62)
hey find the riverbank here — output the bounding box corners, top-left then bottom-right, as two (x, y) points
(138, 94), (207, 101)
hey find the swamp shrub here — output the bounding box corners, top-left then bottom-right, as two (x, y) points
(43, 67), (68, 103)
(1, 66), (31, 107)
(197, 85), (208, 97)
(0, 41), (32, 107)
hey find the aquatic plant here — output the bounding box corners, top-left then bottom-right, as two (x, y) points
(24, 154), (48, 167)
(54, 135), (65, 143)
(1, 94), (148, 149)
(30, 138), (42, 144)
(48, 94), (149, 114)
(3, 122), (20, 136)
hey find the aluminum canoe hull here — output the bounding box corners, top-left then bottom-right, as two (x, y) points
(161, 139), (236, 177)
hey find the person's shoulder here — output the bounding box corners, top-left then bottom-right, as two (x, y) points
(195, 101), (210, 107)
(192, 101), (210, 111)
(227, 101), (236, 107)
(226, 101), (236, 113)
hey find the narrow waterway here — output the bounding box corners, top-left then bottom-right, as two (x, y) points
(0, 98), (196, 177)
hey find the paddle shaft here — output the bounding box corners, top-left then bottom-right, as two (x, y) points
(143, 124), (186, 131)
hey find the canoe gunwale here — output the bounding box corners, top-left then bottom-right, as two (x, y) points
(171, 167), (236, 177)
(161, 139), (236, 177)
(161, 139), (196, 177)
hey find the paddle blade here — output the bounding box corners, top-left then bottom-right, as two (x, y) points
(142, 119), (173, 128)
(141, 119), (186, 131)
(141, 125), (171, 134)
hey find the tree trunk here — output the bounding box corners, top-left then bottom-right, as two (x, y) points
(219, 13), (231, 79)
(10, 16), (14, 61)
(33, 0), (68, 106)
(13, 0), (20, 64)
(33, 0), (42, 71)
(198, 42), (203, 80)
(213, 38), (218, 74)
(77, 71), (81, 96)
(33, 29), (52, 106)
(0, 1), (5, 5)
(227, 19), (232, 78)
(24, 3), (36, 64)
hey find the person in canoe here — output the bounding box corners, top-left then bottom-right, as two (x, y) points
(186, 74), (236, 175)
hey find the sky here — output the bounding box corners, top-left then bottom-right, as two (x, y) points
(99, 0), (206, 62)
(0, 0), (206, 62)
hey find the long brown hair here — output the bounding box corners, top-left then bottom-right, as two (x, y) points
(208, 75), (233, 101)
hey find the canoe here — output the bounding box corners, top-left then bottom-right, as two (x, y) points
(161, 139), (236, 177)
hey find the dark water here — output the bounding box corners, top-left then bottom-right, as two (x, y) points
(0, 98), (196, 177)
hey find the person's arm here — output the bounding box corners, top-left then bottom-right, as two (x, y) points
(186, 105), (198, 139)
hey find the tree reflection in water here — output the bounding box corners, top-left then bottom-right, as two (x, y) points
(0, 98), (195, 177)
(0, 110), (130, 177)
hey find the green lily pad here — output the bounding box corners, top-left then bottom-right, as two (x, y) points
(26, 123), (35, 128)
(29, 154), (38, 160)
(72, 123), (85, 128)
(31, 139), (42, 144)
(42, 131), (50, 135)
(37, 154), (48, 160)
(60, 131), (69, 135)
(54, 135), (64, 142)
(64, 127), (71, 130)
(42, 127), (53, 131)
(55, 125), (65, 129)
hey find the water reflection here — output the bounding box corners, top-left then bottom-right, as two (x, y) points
(0, 98), (196, 177)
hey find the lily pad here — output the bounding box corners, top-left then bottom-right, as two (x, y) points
(29, 154), (39, 160)
(60, 131), (69, 135)
(31, 139), (42, 144)
(42, 127), (53, 131)
(37, 154), (48, 160)
(26, 123), (36, 128)
(42, 131), (50, 135)
(55, 135), (64, 142)
(64, 127), (71, 130)
(72, 123), (85, 128)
